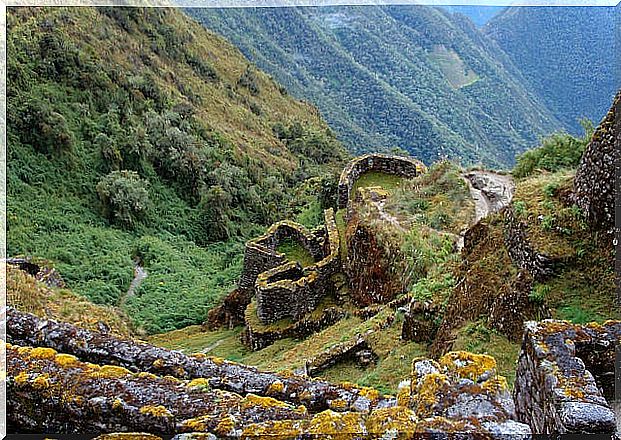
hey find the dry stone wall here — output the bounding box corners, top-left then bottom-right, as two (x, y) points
(514, 319), (619, 435)
(254, 209), (341, 325)
(337, 154), (423, 209)
(573, 90), (620, 231)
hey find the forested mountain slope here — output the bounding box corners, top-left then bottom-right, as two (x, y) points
(7, 6), (347, 333)
(188, 5), (561, 167)
(484, 6), (618, 133)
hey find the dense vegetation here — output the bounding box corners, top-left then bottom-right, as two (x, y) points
(485, 6), (618, 134)
(512, 120), (594, 178)
(188, 5), (561, 167)
(7, 6), (347, 333)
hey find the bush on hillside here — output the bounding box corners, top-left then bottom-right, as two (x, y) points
(513, 120), (594, 178)
(96, 170), (151, 228)
(19, 97), (74, 156)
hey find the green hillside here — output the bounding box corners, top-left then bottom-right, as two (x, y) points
(188, 5), (561, 167)
(484, 6), (618, 133)
(7, 6), (347, 334)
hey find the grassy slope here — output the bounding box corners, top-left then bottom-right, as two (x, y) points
(7, 6), (346, 334)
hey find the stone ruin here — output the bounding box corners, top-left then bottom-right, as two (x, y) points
(218, 153), (427, 346)
(514, 319), (619, 435)
(238, 208), (341, 326)
(573, 90), (619, 231)
(337, 153), (425, 211)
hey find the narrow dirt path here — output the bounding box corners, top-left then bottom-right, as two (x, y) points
(119, 260), (148, 308)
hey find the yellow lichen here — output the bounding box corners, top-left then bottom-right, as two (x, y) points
(481, 376), (508, 394)
(412, 372), (449, 418)
(54, 353), (80, 368)
(91, 365), (132, 379)
(308, 410), (366, 436)
(112, 398), (124, 411)
(17, 346), (33, 357)
(215, 415), (236, 436)
(210, 356), (225, 366)
(30, 347), (57, 360)
(137, 372), (157, 380)
(181, 416), (209, 432)
(328, 399), (348, 410)
(242, 393), (290, 409)
(162, 375), (180, 383)
(366, 407), (418, 434)
(152, 359), (165, 368)
(241, 420), (305, 439)
(14, 371), (29, 386)
(139, 405), (173, 418)
(359, 386), (381, 402)
(299, 389), (313, 401)
(439, 351), (496, 381)
(32, 373), (51, 390)
(187, 378), (211, 391)
(397, 386), (411, 407)
(267, 380), (284, 394)
(192, 353), (207, 359)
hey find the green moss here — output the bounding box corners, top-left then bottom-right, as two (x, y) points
(276, 238), (316, 267)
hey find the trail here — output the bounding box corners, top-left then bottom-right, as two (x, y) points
(463, 171), (515, 223)
(119, 260), (148, 308)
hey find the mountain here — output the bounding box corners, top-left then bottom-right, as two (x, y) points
(7, 6), (347, 333)
(484, 6), (618, 133)
(188, 5), (561, 167)
(442, 6), (505, 26)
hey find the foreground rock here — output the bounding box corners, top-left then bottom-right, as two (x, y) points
(7, 343), (306, 435)
(5, 307), (394, 413)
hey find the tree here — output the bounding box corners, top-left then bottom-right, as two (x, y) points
(96, 170), (150, 228)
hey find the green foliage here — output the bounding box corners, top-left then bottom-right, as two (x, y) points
(7, 7), (346, 333)
(96, 170), (151, 228)
(237, 66), (261, 95)
(513, 121), (593, 178)
(276, 238), (316, 267)
(513, 201), (527, 218)
(528, 283), (551, 305)
(189, 6), (561, 167)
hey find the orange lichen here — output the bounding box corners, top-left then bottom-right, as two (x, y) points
(210, 356), (225, 366)
(180, 415), (209, 432)
(17, 346), (32, 357)
(359, 386), (381, 402)
(397, 386), (411, 407)
(139, 405), (173, 418)
(241, 420), (305, 439)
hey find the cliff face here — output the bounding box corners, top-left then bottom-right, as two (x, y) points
(573, 90), (620, 231)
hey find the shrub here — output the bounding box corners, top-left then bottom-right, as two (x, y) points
(19, 97), (74, 156)
(237, 66), (261, 96)
(96, 170), (151, 228)
(513, 120), (594, 178)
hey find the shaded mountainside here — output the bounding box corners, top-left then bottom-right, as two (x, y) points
(188, 5), (561, 167)
(484, 6), (619, 134)
(7, 6), (347, 333)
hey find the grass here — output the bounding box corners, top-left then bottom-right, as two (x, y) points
(351, 171), (407, 196)
(276, 238), (316, 267)
(429, 44), (480, 89)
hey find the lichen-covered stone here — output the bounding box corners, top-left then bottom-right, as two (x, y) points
(513, 319), (620, 434)
(6, 308), (395, 413)
(573, 90), (619, 231)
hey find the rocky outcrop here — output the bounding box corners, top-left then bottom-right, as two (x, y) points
(6, 307), (393, 413)
(514, 320), (619, 434)
(7, 343), (307, 435)
(573, 90), (620, 231)
(205, 289), (252, 330)
(304, 336), (377, 377)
